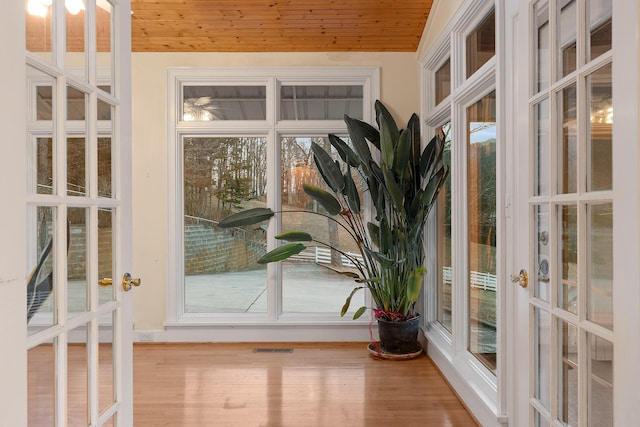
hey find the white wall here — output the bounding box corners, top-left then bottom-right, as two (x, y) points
(417, 0), (465, 58)
(131, 52), (421, 330)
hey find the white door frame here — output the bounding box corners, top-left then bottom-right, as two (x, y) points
(0, 1), (134, 425)
(511, 0), (640, 425)
(0, 1), (28, 425)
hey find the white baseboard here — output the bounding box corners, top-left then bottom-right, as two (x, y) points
(135, 323), (377, 343)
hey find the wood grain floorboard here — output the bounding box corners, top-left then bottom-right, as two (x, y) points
(28, 342), (478, 426)
(133, 342), (478, 427)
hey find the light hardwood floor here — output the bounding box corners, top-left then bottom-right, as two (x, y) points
(133, 343), (477, 427)
(28, 342), (478, 427)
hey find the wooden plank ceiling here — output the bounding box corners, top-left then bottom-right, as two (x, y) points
(131, 0), (434, 52)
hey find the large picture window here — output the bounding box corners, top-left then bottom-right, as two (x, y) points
(169, 68), (378, 322)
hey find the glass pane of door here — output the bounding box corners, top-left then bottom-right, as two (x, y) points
(525, 2), (614, 425)
(25, 0), (131, 425)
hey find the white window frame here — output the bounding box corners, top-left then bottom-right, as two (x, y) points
(421, 1), (508, 426)
(166, 67), (380, 340)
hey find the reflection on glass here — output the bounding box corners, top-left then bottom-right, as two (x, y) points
(66, 2), (86, 78)
(98, 136), (113, 198)
(437, 123), (452, 332)
(25, 0), (53, 63)
(588, 204), (613, 330)
(534, 0), (550, 92)
(28, 340), (56, 426)
(435, 59), (451, 104)
(467, 91), (497, 373)
(588, 63), (612, 192)
(99, 312), (115, 415)
(98, 208), (114, 305)
(67, 86), (87, 121)
(68, 326), (89, 426)
(588, 333), (613, 427)
(35, 81), (55, 120)
(97, 96), (112, 121)
(36, 137), (54, 195)
(559, 321), (578, 426)
(280, 86), (363, 120)
(68, 207), (89, 315)
(588, 0), (612, 61)
(559, 84), (577, 194)
(558, 0), (577, 78)
(535, 410), (552, 427)
(27, 206), (56, 334)
(559, 205), (578, 314)
(535, 98), (550, 196)
(535, 205), (550, 301)
(68, 137), (87, 196)
(466, 9), (495, 78)
(280, 137), (365, 314)
(182, 86), (267, 121)
(96, 1), (114, 94)
(182, 137), (268, 313)
(534, 307), (551, 410)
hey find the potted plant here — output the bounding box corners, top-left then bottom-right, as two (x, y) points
(219, 100), (448, 355)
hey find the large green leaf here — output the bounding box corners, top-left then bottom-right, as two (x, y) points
(311, 142), (345, 193)
(379, 217), (391, 253)
(345, 115), (373, 166)
(406, 267), (425, 305)
(375, 101), (400, 168)
(346, 115), (380, 149)
(420, 134), (445, 179)
(382, 167), (404, 211)
(367, 222), (380, 248)
(218, 207), (274, 228)
(394, 128), (412, 180)
(328, 134), (360, 167)
(352, 306), (368, 320)
(275, 231), (313, 242)
(374, 100), (399, 141)
(407, 113), (421, 164)
(376, 101), (399, 169)
(258, 243), (306, 264)
(341, 286), (366, 316)
(303, 183), (342, 215)
(420, 165), (449, 209)
(342, 169), (361, 214)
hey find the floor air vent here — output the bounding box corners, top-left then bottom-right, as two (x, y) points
(254, 348), (293, 353)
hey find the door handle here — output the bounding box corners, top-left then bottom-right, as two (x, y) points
(98, 273), (141, 292)
(511, 269), (528, 288)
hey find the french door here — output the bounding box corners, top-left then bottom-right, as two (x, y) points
(512, 0), (640, 426)
(2, 0), (134, 425)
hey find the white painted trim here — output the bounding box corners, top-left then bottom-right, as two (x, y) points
(420, 0), (505, 424)
(153, 324), (375, 343)
(0, 2), (27, 426)
(427, 341), (506, 427)
(611, 1), (640, 425)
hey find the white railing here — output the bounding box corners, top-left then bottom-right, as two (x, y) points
(290, 247), (364, 268)
(442, 266), (497, 291)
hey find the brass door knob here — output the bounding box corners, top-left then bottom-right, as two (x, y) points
(511, 269), (528, 288)
(122, 273), (141, 292)
(98, 278), (113, 287)
(98, 273), (141, 292)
